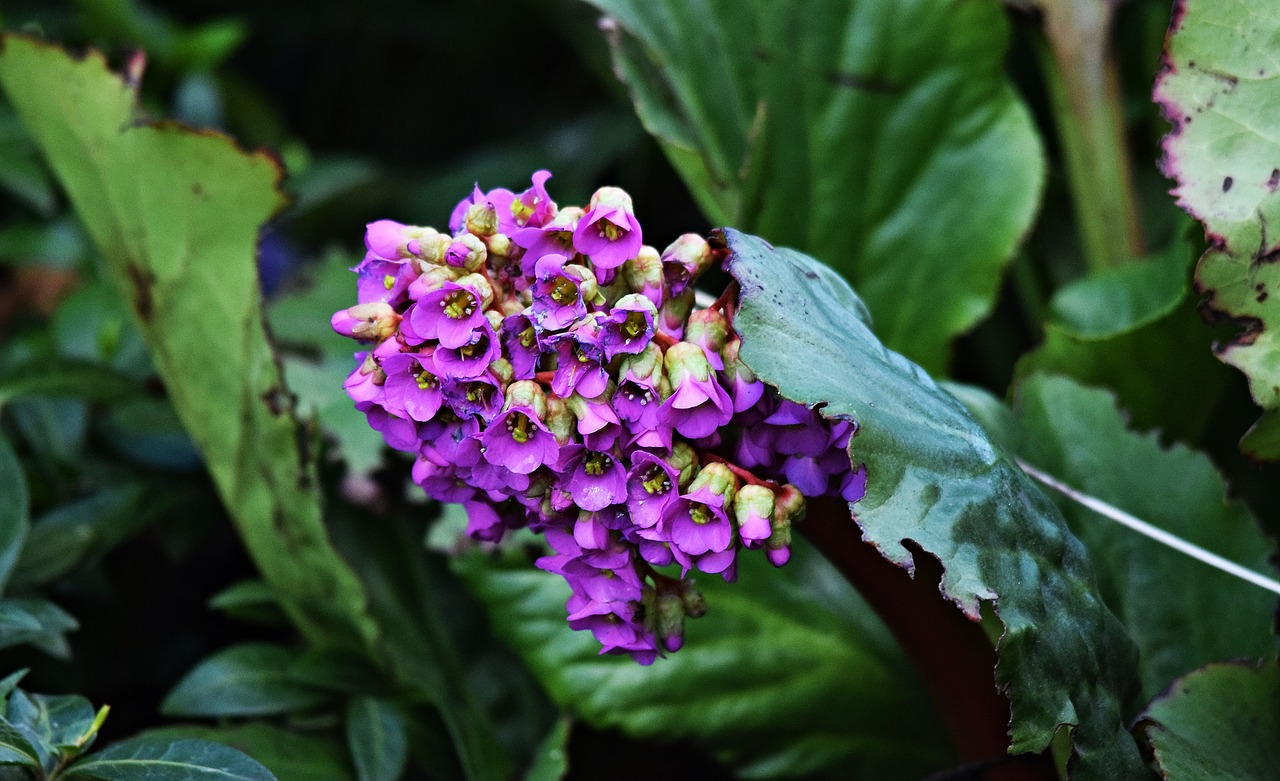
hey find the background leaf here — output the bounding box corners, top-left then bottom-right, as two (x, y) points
(1155, 0), (1280, 457)
(345, 697), (407, 781)
(722, 228), (1147, 779)
(1014, 374), (1277, 699)
(161, 644), (333, 718)
(66, 737), (277, 781)
(452, 536), (951, 781)
(0, 433), (27, 594)
(1138, 661), (1280, 781)
(139, 724), (353, 781)
(583, 0), (1044, 373)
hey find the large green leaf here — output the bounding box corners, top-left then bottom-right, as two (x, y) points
(1016, 235), (1231, 444)
(584, 0), (1043, 373)
(65, 737), (277, 781)
(0, 434), (27, 595)
(0, 36), (504, 781)
(162, 644), (334, 719)
(1155, 0), (1280, 457)
(721, 229), (1147, 779)
(1138, 661), (1280, 781)
(138, 725), (353, 781)
(1015, 375), (1277, 698)
(345, 698), (407, 781)
(453, 536), (951, 781)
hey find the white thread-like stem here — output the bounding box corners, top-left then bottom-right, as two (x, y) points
(1017, 458), (1280, 596)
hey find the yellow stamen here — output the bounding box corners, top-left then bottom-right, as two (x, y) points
(383, 274), (396, 290)
(443, 290), (476, 320)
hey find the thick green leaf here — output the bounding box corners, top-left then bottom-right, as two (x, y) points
(1017, 234), (1230, 444)
(1138, 661), (1280, 781)
(5, 690), (95, 755)
(138, 725), (353, 781)
(1155, 0), (1280, 457)
(0, 716), (40, 770)
(521, 719), (568, 781)
(0, 434), (27, 595)
(721, 229), (1147, 778)
(1016, 375), (1278, 699)
(585, 0), (1043, 373)
(10, 484), (151, 588)
(346, 698), (407, 781)
(65, 737), (277, 781)
(453, 536), (950, 780)
(0, 599), (77, 658)
(208, 580), (288, 626)
(0, 33), (379, 648)
(0, 360), (137, 409)
(162, 644), (333, 718)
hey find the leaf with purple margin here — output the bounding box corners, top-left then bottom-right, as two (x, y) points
(722, 228), (1148, 780)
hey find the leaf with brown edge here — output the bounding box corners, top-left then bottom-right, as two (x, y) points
(1155, 0), (1280, 458)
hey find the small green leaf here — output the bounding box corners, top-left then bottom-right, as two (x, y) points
(1155, 0), (1280, 457)
(207, 580), (288, 626)
(0, 671), (26, 702)
(1015, 375), (1278, 699)
(346, 698), (408, 781)
(0, 359), (137, 409)
(0, 716), (40, 770)
(585, 0), (1044, 373)
(0, 433), (29, 595)
(137, 725), (352, 781)
(65, 737), (278, 781)
(162, 644), (333, 718)
(454, 537), (951, 780)
(0, 598), (77, 658)
(1138, 661), (1280, 781)
(10, 484), (151, 588)
(521, 719), (568, 781)
(722, 229), (1147, 779)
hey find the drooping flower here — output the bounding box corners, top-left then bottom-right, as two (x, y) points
(572, 187), (642, 270)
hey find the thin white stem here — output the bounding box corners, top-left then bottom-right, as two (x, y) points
(1017, 458), (1280, 597)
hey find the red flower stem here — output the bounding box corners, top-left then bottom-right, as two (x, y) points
(653, 331), (679, 350)
(801, 496), (1057, 780)
(696, 451), (778, 489)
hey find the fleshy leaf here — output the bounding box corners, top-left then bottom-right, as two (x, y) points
(721, 229), (1147, 779)
(1015, 375), (1277, 699)
(1138, 661), (1280, 781)
(1155, 0), (1280, 457)
(346, 697), (408, 781)
(452, 537), (952, 780)
(0, 433), (27, 595)
(583, 0), (1044, 373)
(162, 644), (333, 719)
(137, 725), (353, 781)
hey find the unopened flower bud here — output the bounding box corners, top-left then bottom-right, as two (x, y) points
(680, 583), (706, 618)
(565, 264), (600, 306)
(464, 201), (499, 237)
(687, 461), (738, 507)
(446, 234), (488, 272)
(488, 357), (514, 386)
(658, 287), (695, 339)
(623, 245), (663, 306)
(669, 442), (698, 489)
(656, 590), (685, 652)
(413, 231), (452, 267)
(332, 302), (400, 341)
(664, 341), (713, 388)
(455, 273), (494, 310)
(485, 232), (514, 258)
(734, 484), (775, 548)
(766, 484), (805, 567)
(544, 394), (576, 445)
(503, 380), (548, 420)
(686, 308), (729, 363)
(661, 233), (712, 294)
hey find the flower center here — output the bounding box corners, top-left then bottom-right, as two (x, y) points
(442, 289), (477, 320)
(549, 277), (577, 306)
(690, 504), (710, 525)
(621, 311), (646, 340)
(552, 230), (573, 249)
(641, 466), (670, 496)
(506, 412), (532, 444)
(584, 452), (612, 476)
(518, 325), (537, 349)
(414, 368), (438, 390)
(457, 333), (489, 360)
(599, 221), (624, 241)
(382, 274), (396, 290)
(465, 383), (492, 404)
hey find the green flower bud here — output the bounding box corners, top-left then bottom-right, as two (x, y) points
(503, 379), (548, 420)
(686, 308), (730, 357)
(687, 461), (738, 507)
(544, 394), (576, 445)
(662, 233), (713, 278)
(464, 201), (499, 237)
(664, 341), (712, 387)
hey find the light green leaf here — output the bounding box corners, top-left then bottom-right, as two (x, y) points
(1138, 661), (1280, 781)
(454, 537), (950, 781)
(1155, 0), (1280, 457)
(162, 644), (333, 718)
(65, 737), (277, 781)
(722, 229), (1147, 779)
(1016, 234), (1230, 443)
(0, 434), (27, 595)
(346, 698), (407, 781)
(1015, 375), (1278, 699)
(585, 0), (1044, 373)
(207, 580), (288, 626)
(137, 725), (353, 781)
(0, 33), (382, 651)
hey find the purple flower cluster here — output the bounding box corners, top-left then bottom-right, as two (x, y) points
(334, 172), (864, 663)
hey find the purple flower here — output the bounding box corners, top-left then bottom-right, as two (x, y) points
(626, 451), (680, 530)
(531, 254), (590, 331)
(550, 328), (609, 399)
(513, 206), (582, 273)
(733, 485), (775, 549)
(364, 220), (421, 260)
(573, 187), (642, 270)
(661, 342), (733, 439)
(509, 170), (556, 230)
(481, 408), (559, 475)
(364, 406), (419, 452)
(409, 280), (489, 349)
(381, 352), (445, 422)
(566, 392), (622, 451)
(343, 353), (383, 408)
(450, 184), (516, 235)
(665, 487), (734, 558)
(332, 302), (400, 342)
(600, 294), (657, 359)
(433, 321), (501, 379)
(442, 371), (504, 420)
(355, 258), (417, 306)
(559, 445), (627, 512)
(500, 313), (543, 380)
(412, 457), (474, 503)
(463, 500), (507, 542)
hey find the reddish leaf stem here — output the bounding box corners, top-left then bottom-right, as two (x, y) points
(801, 497), (1058, 781)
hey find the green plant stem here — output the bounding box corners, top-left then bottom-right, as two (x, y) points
(1034, 1), (1143, 271)
(801, 497), (1059, 780)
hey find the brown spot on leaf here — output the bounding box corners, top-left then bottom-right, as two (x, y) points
(1268, 169), (1279, 191)
(125, 262), (155, 321)
(261, 386), (293, 416)
(192, 183), (204, 197)
(1223, 176), (1234, 192)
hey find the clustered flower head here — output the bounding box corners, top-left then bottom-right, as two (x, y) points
(333, 171), (865, 664)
